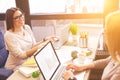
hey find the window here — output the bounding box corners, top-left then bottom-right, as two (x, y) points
(0, 0), (16, 13)
(29, 0), (104, 14)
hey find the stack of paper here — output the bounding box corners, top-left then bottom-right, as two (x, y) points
(19, 66), (39, 77)
(19, 57), (39, 77)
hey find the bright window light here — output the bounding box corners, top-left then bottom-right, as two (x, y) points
(29, 0), (104, 14)
(0, 0), (16, 13)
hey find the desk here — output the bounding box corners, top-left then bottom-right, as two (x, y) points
(7, 35), (99, 80)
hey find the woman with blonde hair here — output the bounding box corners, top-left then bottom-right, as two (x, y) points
(62, 11), (120, 80)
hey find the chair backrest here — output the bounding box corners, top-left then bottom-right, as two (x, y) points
(0, 29), (9, 67)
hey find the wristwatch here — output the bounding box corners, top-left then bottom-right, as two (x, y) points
(68, 77), (77, 80)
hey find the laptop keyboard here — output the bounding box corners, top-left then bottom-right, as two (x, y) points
(54, 65), (66, 80)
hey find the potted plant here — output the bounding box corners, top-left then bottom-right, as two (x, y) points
(69, 23), (79, 44)
(70, 23), (79, 35)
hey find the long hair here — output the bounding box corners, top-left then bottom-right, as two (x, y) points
(104, 11), (120, 61)
(5, 7), (24, 31)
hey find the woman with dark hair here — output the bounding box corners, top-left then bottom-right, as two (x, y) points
(5, 7), (24, 31)
(4, 7), (56, 71)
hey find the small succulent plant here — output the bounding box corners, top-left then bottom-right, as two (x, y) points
(32, 71), (40, 78)
(70, 23), (79, 35)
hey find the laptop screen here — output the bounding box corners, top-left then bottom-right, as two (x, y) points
(34, 41), (60, 80)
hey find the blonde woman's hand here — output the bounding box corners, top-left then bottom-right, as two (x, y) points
(66, 63), (85, 72)
(62, 70), (74, 80)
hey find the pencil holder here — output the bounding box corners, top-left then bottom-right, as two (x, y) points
(79, 32), (88, 48)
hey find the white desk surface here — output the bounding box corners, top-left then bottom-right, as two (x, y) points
(7, 36), (99, 80)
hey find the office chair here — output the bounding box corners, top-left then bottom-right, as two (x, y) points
(0, 29), (13, 80)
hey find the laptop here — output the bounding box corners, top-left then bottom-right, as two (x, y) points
(34, 41), (66, 80)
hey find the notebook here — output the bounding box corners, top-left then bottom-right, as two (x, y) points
(34, 41), (66, 80)
(18, 57), (39, 77)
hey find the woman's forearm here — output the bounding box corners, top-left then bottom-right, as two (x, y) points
(33, 40), (43, 47)
(79, 63), (95, 71)
(26, 40), (49, 57)
(26, 45), (39, 57)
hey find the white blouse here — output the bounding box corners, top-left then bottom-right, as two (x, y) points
(4, 25), (36, 70)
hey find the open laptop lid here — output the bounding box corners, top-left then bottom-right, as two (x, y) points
(34, 41), (61, 80)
